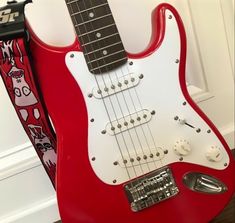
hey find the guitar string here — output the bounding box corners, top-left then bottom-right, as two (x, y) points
(69, 0), (137, 179)
(98, 1), (153, 172)
(122, 8), (169, 168)
(87, 0), (160, 174)
(67, 0), (165, 180)
(120, 66), (158, 169)
(79, 0), (145, 176)
(104, 1), (164, 168)
(110, 69), (152, 172)
(101, 2), (161, 169)
(90, 2), (163, 197)
(68, 0), (135, 179)
(80, 0), (152, 194)
(113, 43), (159, 169)
(69, 0), (159, 176)
(125, 65), (164, 167)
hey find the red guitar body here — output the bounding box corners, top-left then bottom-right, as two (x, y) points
(28, 3), (235, 223)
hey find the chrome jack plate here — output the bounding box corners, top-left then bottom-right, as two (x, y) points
(124, 166), (179, 212)
(183, 172), (228, 194)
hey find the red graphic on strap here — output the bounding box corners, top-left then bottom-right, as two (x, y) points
(0, 38), (57, 187)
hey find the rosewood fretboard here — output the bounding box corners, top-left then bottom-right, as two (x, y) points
(65, 0), (128, 74)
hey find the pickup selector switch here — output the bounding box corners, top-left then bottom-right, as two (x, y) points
(206, 146), (223, 162)
(174, 140), (191, 156)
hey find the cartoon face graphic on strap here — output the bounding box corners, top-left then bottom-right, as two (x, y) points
(28, 124), (53, 152)
(8, 65), (38, 107)
(28, 124), (57, 168)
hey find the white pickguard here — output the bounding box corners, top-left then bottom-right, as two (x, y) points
(65, 11), (229, 185)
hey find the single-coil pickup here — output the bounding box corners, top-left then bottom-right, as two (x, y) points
(93, 73), (141, 99)
(116, 148), (165, 168)
(106, 109), (152, 135)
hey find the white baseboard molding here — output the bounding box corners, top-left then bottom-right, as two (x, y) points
(0, 125), (233, 223)
(0, 125), (234, 182)
(0, 196), (60, 223)
(0, 142), (41, 182)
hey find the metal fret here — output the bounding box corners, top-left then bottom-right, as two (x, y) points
(66, 0), (78, 5)
(84, 41), (122, 56)
(79, 23), (115, 37)
(74, 13), (112, 27)
(65, 0), (127, 74)
(87, 50), (125, 64)
(82, 33), (119, 47)
(90, 58), (127, 72)
(70, 2), (108, 16)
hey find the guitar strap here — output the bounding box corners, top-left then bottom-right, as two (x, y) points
(0, 1), (57, 187)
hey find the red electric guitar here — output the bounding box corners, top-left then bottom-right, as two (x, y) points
(28, 1), (235, 223)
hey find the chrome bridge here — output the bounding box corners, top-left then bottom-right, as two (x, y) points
(124, 166), (179, 212)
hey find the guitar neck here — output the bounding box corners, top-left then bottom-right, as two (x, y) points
(65, 0), (128, 74)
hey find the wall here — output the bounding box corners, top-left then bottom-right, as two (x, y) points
(0, 0), (234, 222)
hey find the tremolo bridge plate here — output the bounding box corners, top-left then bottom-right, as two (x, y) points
(124, 166), (179, 212)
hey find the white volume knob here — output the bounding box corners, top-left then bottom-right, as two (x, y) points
(206, 146), (223, 162)
(174, 140), (191, 156)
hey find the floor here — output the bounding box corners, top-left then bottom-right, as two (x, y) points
(210, 149), (235, 223)
(55, 150), (235, 223)
(211, 194), (235, 223)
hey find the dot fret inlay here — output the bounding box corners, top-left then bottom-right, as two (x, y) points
(65, 0), (127, 74)
(89, 12), (94, 18)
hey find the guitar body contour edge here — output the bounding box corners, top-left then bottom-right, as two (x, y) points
(28, 3), (235, 223)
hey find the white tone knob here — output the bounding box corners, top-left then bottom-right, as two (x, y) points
(174, 140), (191, 156)
(206, 146), (223, 162)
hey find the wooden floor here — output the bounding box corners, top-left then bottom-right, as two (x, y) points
(210, 150), (235, 223)
(211, 194), (235, 223)
(55, 196), (235, 223)
(55, 150), (235, 223)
